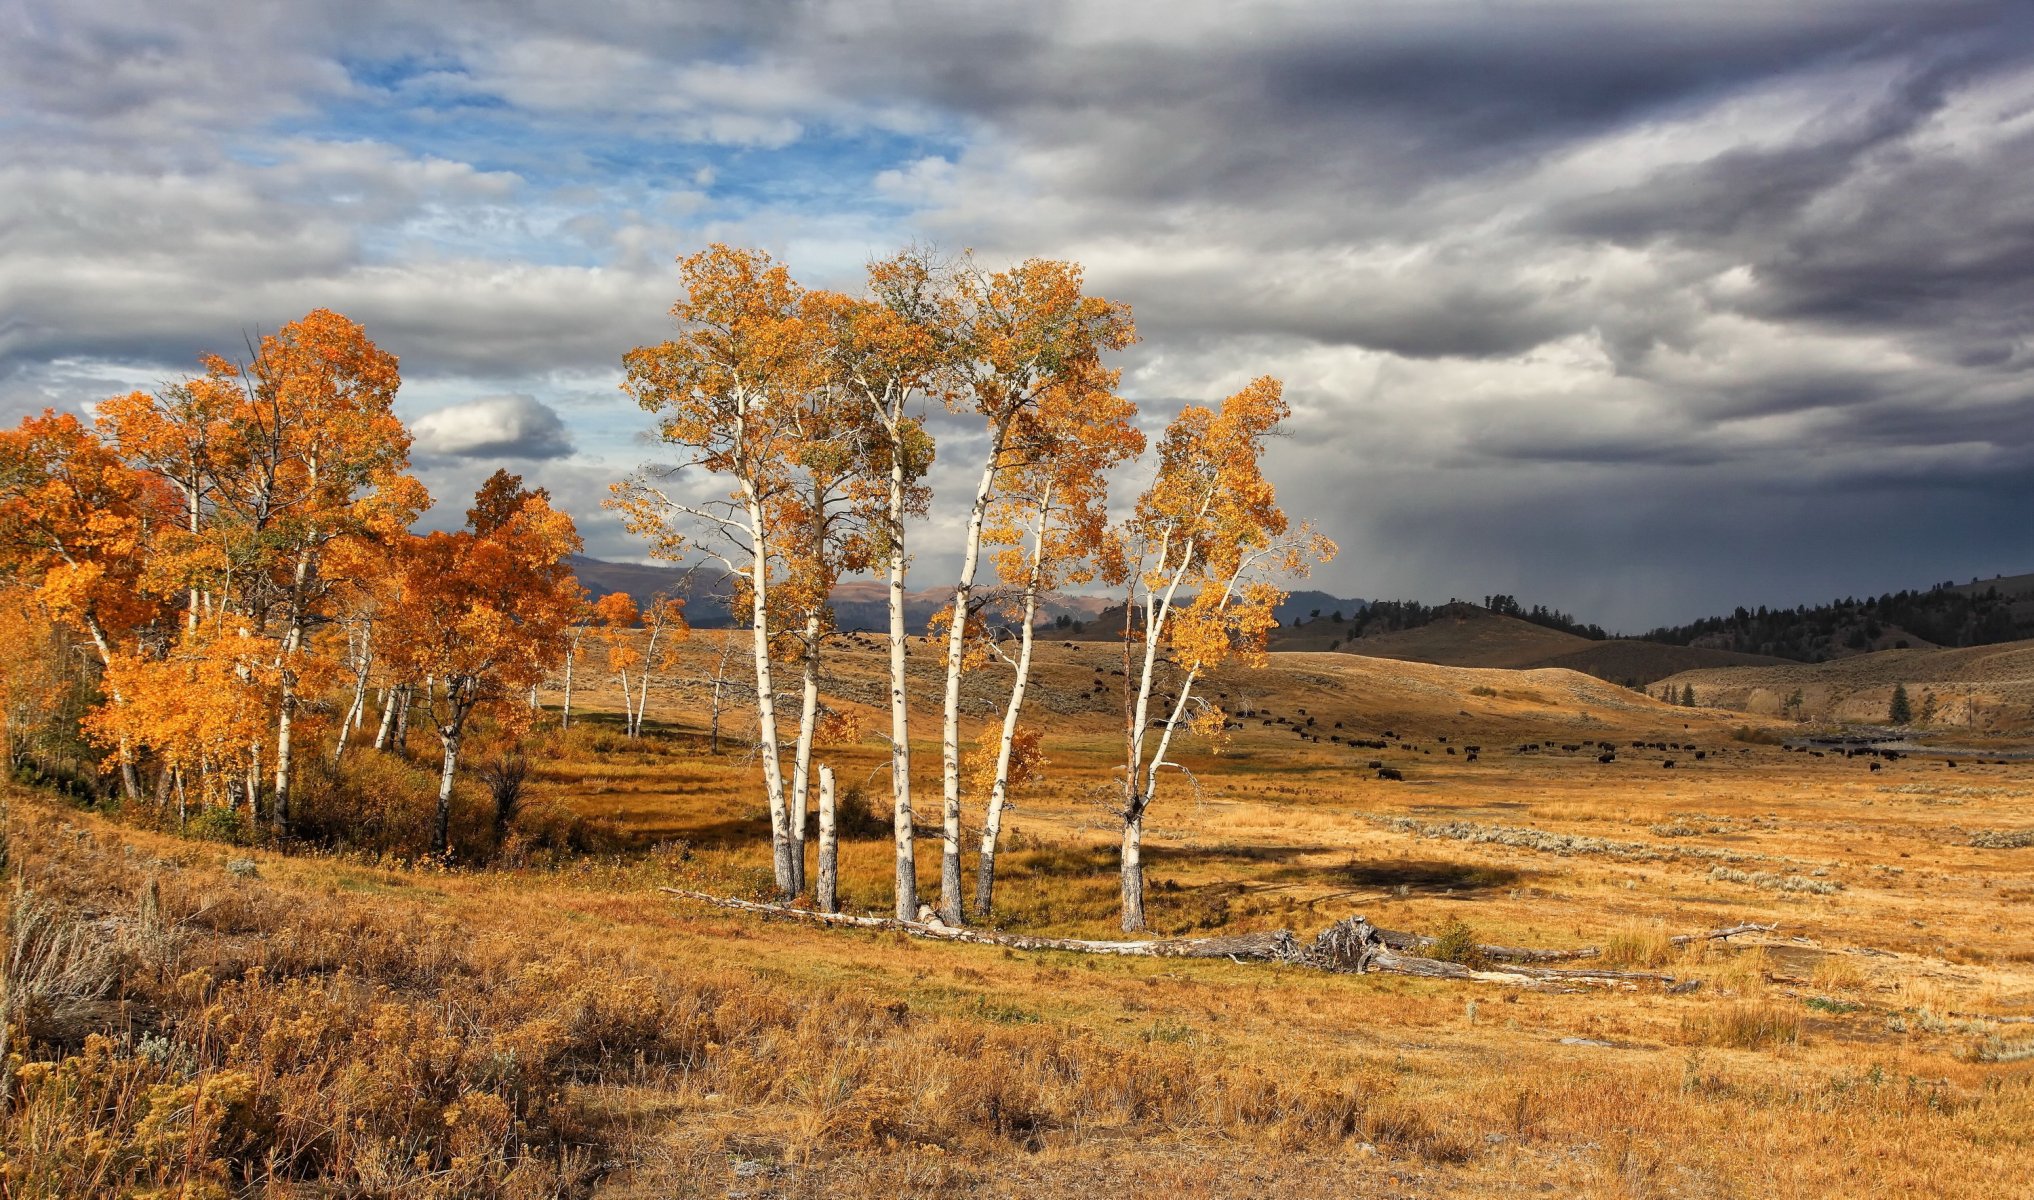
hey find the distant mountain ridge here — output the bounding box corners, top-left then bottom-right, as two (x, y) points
(568, 555), (1115, 632)
(1642, 572), (2034, 663)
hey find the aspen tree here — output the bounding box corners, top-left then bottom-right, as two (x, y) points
(805, 260), (940, 918)
(972, 378), (1142, 917)
(616, 246), (809, 894)
(931, 256), (1134, 923)
(1115, 378), (1334, 931)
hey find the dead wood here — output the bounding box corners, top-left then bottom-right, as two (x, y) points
(661, 890), (1715, 989)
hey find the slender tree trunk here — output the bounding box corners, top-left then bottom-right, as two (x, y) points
(886, 457), (916, 920)
(395, 683), (413, 754)
(976, 585), (1040, 918)
(77, 614), (141, 801)
(790, 614), (821, 897)
(709, 677), (724, 753)
(938, 453), (1001, 923)
(976, 495), (1049, 919)
(244, 745), (261, 816)
(560, 637), (576, 730)
(743, 495), (794, 895)
(273, 543), (318, 830)
(633, 621), (658, 737)
(373, 684), (399, 752)
(434, 722), (462, 859)
(272, 675), (295, 832)
(333, 625), (371, 769)
(816, 764), (838, 914)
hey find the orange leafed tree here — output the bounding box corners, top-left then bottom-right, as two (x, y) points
(87, 618), (274, 820)
(1114, 377), (1336, 931)
(972, 376), (1143, 917)
(377, 471), (582, 857)
(0, 586), (74, 774)
(614, 244), (812, 895)
(930, 254), (1136, 924)
(0, 411), (173, 799)
(803, 256), (941, 919)
(102, 311), (421, 830)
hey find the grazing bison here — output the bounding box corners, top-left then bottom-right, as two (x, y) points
(1376, 767), (1404, 781)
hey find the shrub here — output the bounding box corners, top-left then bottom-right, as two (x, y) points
(1426, 918), (1483, 965)
(184, 805), (255, 846)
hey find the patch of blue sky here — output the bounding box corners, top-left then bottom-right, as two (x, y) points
(296, 54), (963, 212)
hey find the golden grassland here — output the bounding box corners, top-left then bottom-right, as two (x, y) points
(6, 641), (2032, 1197)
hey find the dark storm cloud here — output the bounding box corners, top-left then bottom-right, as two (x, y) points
(6, 0), (2034, 624)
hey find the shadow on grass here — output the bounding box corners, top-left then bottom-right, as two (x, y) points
(1324, 858), (1524, 894)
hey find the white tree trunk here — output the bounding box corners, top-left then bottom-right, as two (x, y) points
(561, 631), (578, 730)
(744, 494), (794, 895)
(789, 613), (821, 897)
(975, 497), (1049, 918)
(885, 446), (917, 920)
(937, 452), (1001, 923)
(434, 723), (462, 857)
(332, 623), (371, 769)
(816, 764), (838, 914)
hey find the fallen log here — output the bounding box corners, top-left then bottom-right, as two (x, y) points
(1380, 920), (1777, 964)
(660, 888), (1303, 961)
(1305, 917), (1676, 990)
(661, 890), (1681, 989)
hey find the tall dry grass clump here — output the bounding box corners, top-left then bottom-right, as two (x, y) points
(1683, 1001), (1803, 1050)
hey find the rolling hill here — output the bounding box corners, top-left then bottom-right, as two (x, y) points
(1655, 636), (2034, 732)
(1328, 603), (1786, 684)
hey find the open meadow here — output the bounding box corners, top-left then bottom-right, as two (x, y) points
(10, 640), (2031, 1198)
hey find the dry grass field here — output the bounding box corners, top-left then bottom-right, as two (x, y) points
(7, 641), (2032, 1197)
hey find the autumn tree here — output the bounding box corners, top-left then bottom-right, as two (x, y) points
(972, 377), (1142, 917)
(224, 312), (418, 829)
(804, 255), (940, 918)
(930, 254), (1136, 923)
(104, 313), (420, 830)
(630, 593), (689, 738)
(0, 411), (170, 799)
(0, 588), (74, 775)
(377, 472), (581, 857)
(88, 617), (272, 822)
(614, 245), (810, 895)
(590, 591), (645, 732)
(557, 597), (593, 730)
(1115, 378), (1334, 931)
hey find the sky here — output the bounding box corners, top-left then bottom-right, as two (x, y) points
(6, 1), (2034, 632)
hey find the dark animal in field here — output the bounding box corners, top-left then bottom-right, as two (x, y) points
(1465, 751), (1478, 762)
(1367, 760), (1383, 769)
(1662, 760), (1676, 769)
(1598, 753), (1615, 763)
(1694, 751), (1706, 760)
(1869, 761), (1882, 772)
(1376, 767), (1404, 781)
